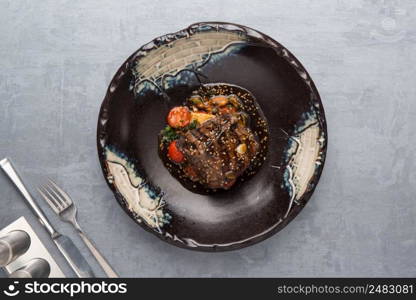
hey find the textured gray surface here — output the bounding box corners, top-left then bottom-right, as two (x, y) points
(0, 0), (415, 277)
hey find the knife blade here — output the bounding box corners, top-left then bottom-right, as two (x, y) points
(53, 234), (95, 278)
(0, 158), (95, 278)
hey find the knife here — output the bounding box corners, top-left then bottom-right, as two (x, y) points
(0, 158), (95, 278)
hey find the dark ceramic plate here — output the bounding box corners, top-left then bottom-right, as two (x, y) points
(97, 22), (327, 251)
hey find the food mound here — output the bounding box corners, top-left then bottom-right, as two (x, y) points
(159, 84), (268, 193)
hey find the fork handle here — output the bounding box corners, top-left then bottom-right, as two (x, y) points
(76, 228), (119, 278)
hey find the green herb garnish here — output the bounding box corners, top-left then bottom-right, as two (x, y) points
(161, 125), (179, 143)
(186, 120), (198, 130)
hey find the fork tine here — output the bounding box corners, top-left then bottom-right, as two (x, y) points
(42, 183), (66, 210)
(47, 178), (73, 206)
(43, 182), (69, 209)
(40, 184), (66, 209)
(37, 187), (62, 214)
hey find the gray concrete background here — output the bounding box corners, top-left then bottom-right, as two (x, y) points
(0, 0), (415, 277)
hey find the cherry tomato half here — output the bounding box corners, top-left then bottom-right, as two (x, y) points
(167, 106), (192, 128)
(167, 140), (184, 163)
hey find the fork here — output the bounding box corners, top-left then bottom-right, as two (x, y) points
(38, 179), (119, 278)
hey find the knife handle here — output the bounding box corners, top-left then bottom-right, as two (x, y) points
(0, 158), (58, 237)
